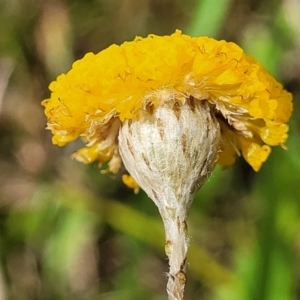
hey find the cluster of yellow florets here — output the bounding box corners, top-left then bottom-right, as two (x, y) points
(42, 30), (292, 173)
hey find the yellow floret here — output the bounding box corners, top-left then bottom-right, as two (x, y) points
(42, 30), (293, 175)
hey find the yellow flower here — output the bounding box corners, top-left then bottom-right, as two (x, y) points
(42, 30), (293, 298)
(42, 30), (292, 179)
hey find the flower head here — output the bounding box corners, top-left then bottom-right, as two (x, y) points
(42, 30), (292, 178)
(42, 30), (293, 299)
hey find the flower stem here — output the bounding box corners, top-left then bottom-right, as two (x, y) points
(159, 206), (189, 300)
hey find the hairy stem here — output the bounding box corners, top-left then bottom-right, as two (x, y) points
(160, 206), (189, 300)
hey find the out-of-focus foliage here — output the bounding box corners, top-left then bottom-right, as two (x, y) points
(0, 0), (299, 299)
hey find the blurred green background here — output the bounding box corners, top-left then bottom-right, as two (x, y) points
(0, 0), (300, 299)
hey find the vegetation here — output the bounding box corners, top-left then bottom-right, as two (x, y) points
(0, 0), (299, 299)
